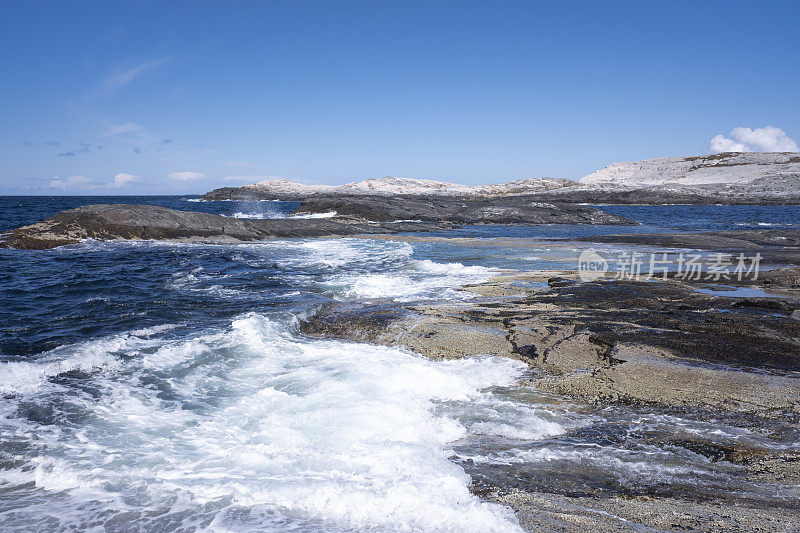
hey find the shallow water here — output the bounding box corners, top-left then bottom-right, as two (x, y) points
(695, 285), (797, 299)
(1, 197), (799, 530)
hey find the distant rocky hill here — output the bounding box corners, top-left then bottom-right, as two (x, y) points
(202, 177), (573, 201)
(201, 152), (800, 204)
(580, 152), (800, 187)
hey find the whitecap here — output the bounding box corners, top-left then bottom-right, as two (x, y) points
(0, 313), (531, 531)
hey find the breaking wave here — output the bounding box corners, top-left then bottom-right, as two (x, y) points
(0, 314), (539, 531)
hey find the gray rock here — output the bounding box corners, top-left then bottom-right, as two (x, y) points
(763, 266), (800, 288)
(575, 228), (800, 264)
(292, 195), (634, 225)
(201, 153), (800, 205)
(0, 204), (449, 250)
(0, 200), (636, 250)
(301, 272), (800, 415)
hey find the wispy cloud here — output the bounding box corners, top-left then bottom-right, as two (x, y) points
(108, 173), (140, 188)
(19, 140), (59, 146)
(168, 171), (206, 181)
(103, 122), (149, 138)
(90, 57), (172, 98)
(57, 151), (76, 157)
(49, 176), (92, 190)
(710, 126), (799, 153)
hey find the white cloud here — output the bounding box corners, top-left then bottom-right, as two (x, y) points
(49, 176), (92, 190)
(168, 171), (206, 181)
(109, 173), (140, 187)
(710, 126), (799, 153)
(94, 57), (172, 97)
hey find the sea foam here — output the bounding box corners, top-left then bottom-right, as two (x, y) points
(0, 313), (540, 531)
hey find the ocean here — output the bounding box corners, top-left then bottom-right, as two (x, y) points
(1, 197), (799, 531)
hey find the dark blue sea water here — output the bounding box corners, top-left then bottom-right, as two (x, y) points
(3, 196), (800, 234)
(0, 196), (300, 232)
(1, 196), (798, 531)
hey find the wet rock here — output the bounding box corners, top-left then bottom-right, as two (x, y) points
(668, 439), (765, 464)
(296, 264), (800, 531)
(547, 276), (574, 288)
(301, 272), (800, 418)
(575, 228), (800, 264)
(763, 266), (800, 289)
(300, 301), (518, 361)
(485, 489), (800, 532)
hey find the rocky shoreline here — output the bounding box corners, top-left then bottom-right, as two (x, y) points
(298, 236), (800, 531)
(301, 268), (800, 415)
(4, 198), (800, 530)
(0, 202), (632, 250)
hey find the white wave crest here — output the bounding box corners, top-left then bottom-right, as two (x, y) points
(0, 313), (540, 531)
(0, 327), (172, 395)
(229, 211), (272, 219)
(329, 258), (495, 301)
(289, 210), (337, 219)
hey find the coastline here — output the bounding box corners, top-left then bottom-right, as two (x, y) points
(2, 198), (799, 531)
(300, 267), (800, 531)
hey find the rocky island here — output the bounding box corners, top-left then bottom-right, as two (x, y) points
(0, 200), (632, 250)
(203, 151), (800, 205)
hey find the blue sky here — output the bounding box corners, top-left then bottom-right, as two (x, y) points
(2, 0), (799, 195)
